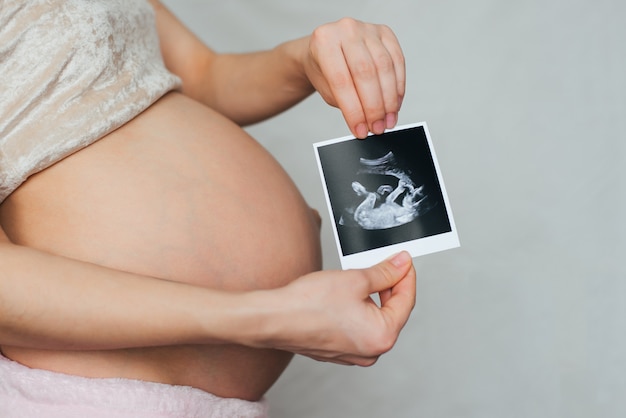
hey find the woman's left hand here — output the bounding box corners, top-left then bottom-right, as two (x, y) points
(301, 18), (406, 139)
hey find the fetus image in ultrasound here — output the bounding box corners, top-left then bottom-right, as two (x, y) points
(339, 151), (437, 230)
(315, 123), (457, 261)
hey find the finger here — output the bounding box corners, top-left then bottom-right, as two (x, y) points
(311, 38), (368, 139)
(300, 347), (381, 366)
(306, 354), (354, 365)
(363, 41), (399, 131)
(379, 26), (406, 112)
(364, 251), (413, 295)
(324, 354), (380, 367)
(350, 356), (379, 367)
(380, 264), (416, 330)
(378, 288), (392, 306)
(342, 38), (387, 135)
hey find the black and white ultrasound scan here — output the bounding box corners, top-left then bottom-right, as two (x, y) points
(314, 122), (459, 269)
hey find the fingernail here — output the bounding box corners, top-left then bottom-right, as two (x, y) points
(385, 112), (397, 129)
(388, 251), (411, 268)
(372, 120), (385, 135)
(355, 123), (368, 139)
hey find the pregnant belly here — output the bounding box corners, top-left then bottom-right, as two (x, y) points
(0, 92), (322, 401)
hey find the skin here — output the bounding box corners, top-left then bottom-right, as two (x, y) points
(0, 0), (413, 402)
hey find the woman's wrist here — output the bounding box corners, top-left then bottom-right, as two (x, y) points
(274, 36), (316, 99)
(208, 288), (290, 349)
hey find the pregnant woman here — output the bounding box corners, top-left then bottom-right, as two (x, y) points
(0, 1), (414, 416)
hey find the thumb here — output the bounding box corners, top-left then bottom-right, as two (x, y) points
(365, 251), (413, 294)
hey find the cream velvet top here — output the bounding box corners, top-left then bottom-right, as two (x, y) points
(0, 0), (181, 202)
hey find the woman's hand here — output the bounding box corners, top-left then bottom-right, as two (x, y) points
(256, 251), (416, 366)
(301, 18), (406, 139)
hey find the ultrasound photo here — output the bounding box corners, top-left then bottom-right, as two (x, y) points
(314, 123), (459, 269)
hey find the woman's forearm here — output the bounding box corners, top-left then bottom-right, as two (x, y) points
(195, 39), (315, 126)
(0, 241), (258, 350)
(150, 0), (314, 126)
(0, 239), (415, 366)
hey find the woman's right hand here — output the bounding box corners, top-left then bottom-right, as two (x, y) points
(298, 18), (406, 138)
(255, 251), (416, 366)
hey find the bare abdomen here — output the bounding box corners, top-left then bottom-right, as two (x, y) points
(0, 92), (322, 400)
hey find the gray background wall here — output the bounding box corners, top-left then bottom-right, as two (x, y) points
(162, 1), (626, 417)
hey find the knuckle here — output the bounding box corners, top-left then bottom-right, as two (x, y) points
(362, 330), (396, 358)
(378, 24), (396, 40)
(352, 59), (377, 80)
(396, 51), (406, 68)
(343, 107), (366, 126)
(372, 263), (395, 288)
(311, 24), (334, 45)
(379, 332), (397, 353)
(329, 69), (353, 90)
(358, 93), (384, 116)
(374, 52), (394, 73)
(337, 17), (360, 31)
(313, 17), (361, 42)
(371, 332), (396, 356)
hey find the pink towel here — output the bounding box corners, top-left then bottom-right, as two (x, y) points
(0, 354), (268, 417)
